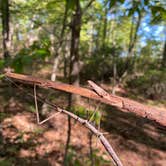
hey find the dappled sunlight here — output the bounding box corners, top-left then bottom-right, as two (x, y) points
(101, 106), (166, 166)
(0, 0), (166, 165)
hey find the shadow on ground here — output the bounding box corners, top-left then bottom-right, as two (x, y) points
(102, 105), (166, 151)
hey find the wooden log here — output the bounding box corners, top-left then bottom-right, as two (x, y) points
(4, 72), (166, 128)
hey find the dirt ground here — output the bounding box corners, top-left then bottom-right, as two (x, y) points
(0, 82), (166, 166)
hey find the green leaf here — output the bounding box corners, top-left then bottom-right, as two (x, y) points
(128, 8), (135, 16)
(0, 159), (13, 166)
(144, 0), (149, 6)
(21, 55), (33, 64)
(66, 0), (77, 10)
(119, 0), (125, 3)
(33, 49), (49, 59)
(0, 59), (5, 69)
(150, 6), (166, 23)
(46, 0), (57, 10)
(0, 74), (5, 79)
(12, 57), (23, 73)
(109, 0), (116, 8)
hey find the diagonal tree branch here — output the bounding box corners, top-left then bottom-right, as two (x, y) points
(46, 104), (123, 166)
(4, 72), (166, 128)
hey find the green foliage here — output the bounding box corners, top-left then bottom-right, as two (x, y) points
(127, 69), (166, 100)
(66, 0), (77, 10)
(109, 0), (117, 8)
(29, 105), (36, 113)
(33, 128), (44, 135)
(150, 4), (166, 23)
(0, 59), (5, 69)
(86, 149), (111, 166)
(72, 105), (102, 126)
(0, 159), (13, 166)
(0, 74), (5, 79)
(65, 146), (82, 166)
(11, 54), (32, 73)
(0, 112), (8, 121)
(65, 146), (110, 166)
(81, 45), (128, 82)
(10, 40), (50, 73)
(89, 111), (101, 126)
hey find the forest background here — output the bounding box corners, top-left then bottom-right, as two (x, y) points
(0, 0), (166, 166)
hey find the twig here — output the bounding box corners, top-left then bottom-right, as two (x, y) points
(33, 84), (62, 125)
(34, 84), (40, 124)
(39, 111), (62, 125)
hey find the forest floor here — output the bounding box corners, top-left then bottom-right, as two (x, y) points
(0, 74), (166, 166)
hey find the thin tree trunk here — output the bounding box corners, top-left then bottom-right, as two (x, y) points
(89, 133), (94, 166)
(162, 39), (166, 68)
(63, 0), (82, 164)
(102, 6), (108, 49)
(120, 12), (142, 82)
(63, 107), (71, 166)
(1, 0), (10, 58)
(112, 61), (117, 95)
(88, 22), (94, 56)
(128, 14), (135, 57)
(69, 1), (82, 87)
(63, 1), (95, 160)
(128, 12), (142, 70)
(63, 37), (70, 79)
(51, 1), (68, 81)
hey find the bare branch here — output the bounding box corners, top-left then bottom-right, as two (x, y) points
(54, 106), (123, 166)
(34, 84), (40, 124)
(34, 84), (62, 124)
(39, 111), (62, 125)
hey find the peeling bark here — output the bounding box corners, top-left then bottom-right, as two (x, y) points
(5, 72), (166, 128)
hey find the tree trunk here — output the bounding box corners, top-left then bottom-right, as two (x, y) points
(102, 6), (108, 49)
(128, 12), (142, 57)
(51, 1), (68, 81)
(120, 11), (142, 82)
(1, 0), (10, 58)
(64, 0), (82, 164)
(162, 39), (166, 68)
(128, 14), (134, 57)
(63, 37), (70, 79)
(69, 0), (82, 87)
(112, 61), (117, 95)
(88, 21), (94, 56)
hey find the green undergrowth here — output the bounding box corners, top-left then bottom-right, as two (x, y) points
(0, 158), (14, 166)
(65, 146), (111, 166)
(126, 69), (166, 102)
(71, 105), (102, 126)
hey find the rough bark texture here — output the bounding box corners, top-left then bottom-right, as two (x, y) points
(69, 0), (82, 87)
(5, 72), (166, 128)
